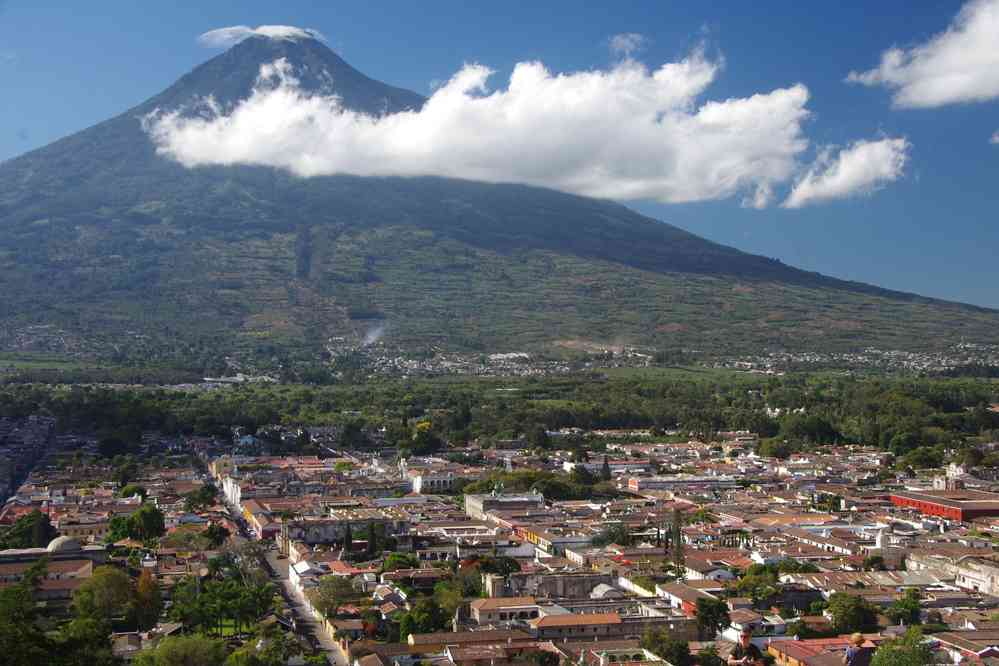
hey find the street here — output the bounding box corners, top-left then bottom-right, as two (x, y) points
(222, 496), (348, 666)
(265, 549), (348, 666)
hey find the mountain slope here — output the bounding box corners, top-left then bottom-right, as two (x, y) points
(0, 35), (997, 367)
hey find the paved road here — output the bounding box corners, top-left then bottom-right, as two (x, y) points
(223, 498), (347, 666)
(265, 551), (347, 666)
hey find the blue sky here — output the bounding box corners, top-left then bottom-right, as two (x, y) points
(1, 1), (997, 307)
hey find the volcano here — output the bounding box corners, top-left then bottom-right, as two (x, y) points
(0, 33), (996, 367)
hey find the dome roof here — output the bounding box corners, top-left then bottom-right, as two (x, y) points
(46, 535), (82, 553)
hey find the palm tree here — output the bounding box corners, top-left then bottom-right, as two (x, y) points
(235, 590), (256, 634)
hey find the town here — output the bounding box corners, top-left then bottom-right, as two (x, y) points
(5, 397), (999, 665)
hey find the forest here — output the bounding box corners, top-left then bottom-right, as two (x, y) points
(1, 369), (998, 462)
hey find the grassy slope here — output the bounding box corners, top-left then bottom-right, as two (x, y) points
(3, 217), (997, 364)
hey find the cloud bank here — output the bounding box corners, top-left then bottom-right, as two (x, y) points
(145, 52), (810, 205)
(144, 48), (905, 207)
(783, 138), (910, 208)
(846, 0), (999, 108)
(198, 25), (326, 49)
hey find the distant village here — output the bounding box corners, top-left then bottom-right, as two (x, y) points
(6, 318), (999, 381)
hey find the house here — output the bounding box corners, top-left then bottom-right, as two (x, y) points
(656, 582), (719, 616)
(934, 631), (999, 662)
(528, 612), (623, 640)
(354, 654), (388, 666)
(406, 629), (534, 653)
(953, 556), (999, 595)
(469, 597), (539, 624)
(683, 554), (738, 581)
(379, 567), (450, 591)
(767, 636), (881, 666)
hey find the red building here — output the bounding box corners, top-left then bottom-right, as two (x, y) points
(890, 489), (999, 521)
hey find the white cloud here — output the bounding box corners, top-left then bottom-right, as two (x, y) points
(846, 0), (999, 108)
(991, 130), (999, 144)
(144, 50), (825, 205)
(197, 25), (326, 49)
(783, 138), (910, 208)
(609, 33), (647, 57)
(742, 183), (774, 210)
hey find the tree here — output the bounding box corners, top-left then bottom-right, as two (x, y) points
(696, 645), (724, 666)
(569, 465), (595, 486)
(776, 559), (819, 574)
(106, 515), (131, 543)
(526, 424), (550, 449)
(640, 627), (690, 666)
(226, 623), (302, 666)
(433, 580), (465, 617)
(204, 523), (231, 548)
(30, 512), (58, 548)
(343, 523), (353, 554)
(898, 446), (945, 470)
(785, 619), (832, 640)
(870, 628), (932, 666)
(184, 485), (219, 512)
(886, 589), (921, 626)
(478, 555), (521, 576)
(399, 597), (448, 640)
(757, 438), (797, 460)
(592, 523), (634, 547)
(529, 652), (559, 666)
(963, 447), (985, 467)
(863, 555), (886, 571)
(780, 414), (839, 443)
(454, 565), (484, 598)
(135, 634), (227, 666)
(600, 456), (612, 481)
(22, 556), (49, 589)
(169, 576), (210, 631)
(406, 422), (443, 455)
(129, 503), (166, 541)
(58, 616), (118, 666)
(382, 552), (420, 572)
(670, 508), (685, 580)
(733, 569), (778, 605)
(658, 638), (691, 666)
(827, 592), (878, 634)
(0, 578), (54, 665)
(365, 522), (380, 559)
(98, 436), (129, 459)
(134, 569), (163, 630)
(0, 509), (57, 549)
(119, 484), (147, 500)
(695, 597), (730, 640)
(73, 565), (135, 624)
(307, 575), (356, 619)
(113, 461), (139, 486)
(686, 508), (717, 525)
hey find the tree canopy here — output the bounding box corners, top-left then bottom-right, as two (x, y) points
(870, 628), (933, 666)
(827, 592), (878, 634)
